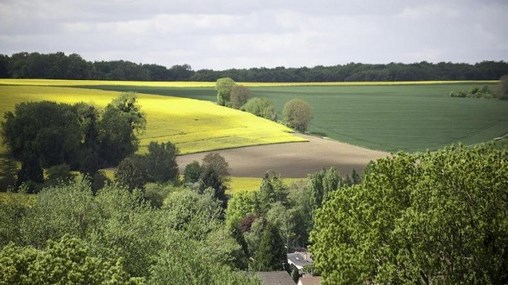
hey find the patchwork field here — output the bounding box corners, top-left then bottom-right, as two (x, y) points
(0, 84), (305, 155)
(87, 81), (507, 152)
(1, 79), (506, 176)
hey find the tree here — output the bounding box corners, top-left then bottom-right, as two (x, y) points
(310, 144), (508, 284)
(115, 155), (147, 190)
(45, 164), (75, 187)
(242, 97), (276, 120)
(199, 164), (228, 209)
(184, 161), (201, 184)
(0, 235), (140, 285)
(307, 167), (341, 210)
(1, 101), (82, 184)
(256, 171), (289, 214)
(0, 157), (18, 191)
(215, 77), (236, 106)
(99, 93), (146, 166)
(283, 99), (313, 132)
(497, 74), (508, 99)
(145, 141), (179, 184)
(252, 222), (286, 271)
(230, 85), (251, 109)
(202, 152), (230, 181)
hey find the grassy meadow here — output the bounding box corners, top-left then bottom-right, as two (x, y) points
(85, 81), (506, 152)
(0, 84), (305, 155)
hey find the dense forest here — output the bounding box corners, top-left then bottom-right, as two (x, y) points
(1, 52), (507, 82)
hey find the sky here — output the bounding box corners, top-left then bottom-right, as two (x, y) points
(1, 0), (507, 70)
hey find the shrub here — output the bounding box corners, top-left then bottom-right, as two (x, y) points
(230, 85), (251, 109)
(242, 97), (276, 120)
(283, 98), (313, 132)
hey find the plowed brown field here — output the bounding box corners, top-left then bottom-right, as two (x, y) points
(177, 134), (389, 178)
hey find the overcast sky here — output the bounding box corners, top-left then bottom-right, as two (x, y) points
(1, 0), (507, 70)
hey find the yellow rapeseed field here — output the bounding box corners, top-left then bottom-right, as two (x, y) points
(0, 85), (305, 155)
(227, 177), (306, 194)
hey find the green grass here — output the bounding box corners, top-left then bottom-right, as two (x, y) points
(89, 82), (506, 152)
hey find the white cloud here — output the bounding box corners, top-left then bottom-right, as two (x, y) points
(0, 0), (507, 69)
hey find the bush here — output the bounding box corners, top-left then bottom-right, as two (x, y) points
(283, 99), (313, 132)
(230, 85), (251, 109)
(497, 75), (508, 99)
(216, 77), (236, 106)
(184, 161), (201, 184)
(242, 97), (276, 120)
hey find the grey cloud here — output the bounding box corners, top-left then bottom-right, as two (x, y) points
(0, 0), (507, 69)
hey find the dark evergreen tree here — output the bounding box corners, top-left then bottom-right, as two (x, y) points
(252, 222), (286, 271)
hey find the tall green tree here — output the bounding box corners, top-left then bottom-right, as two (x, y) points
(115, 155), (148, 190)
(99, 93), (146, 166)
(145, 141), (179, 184)
(215, 77), (236, 106)
(283, 99), (313, 132)
(311, 144), (508, 284)
(307, 167), (341, 210)
(230, 85), (251, 109)
(252, 222), (286, 271)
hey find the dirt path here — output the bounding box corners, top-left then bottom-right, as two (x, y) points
(177, 134), (389, 178)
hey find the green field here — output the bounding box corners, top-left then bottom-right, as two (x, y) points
(1, 79), (506, 152)
(83, 82), (507, 152)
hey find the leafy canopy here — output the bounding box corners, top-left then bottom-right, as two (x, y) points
(311, 144), (508, 284)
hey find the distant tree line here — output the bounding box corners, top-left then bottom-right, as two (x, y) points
(1, 52), (507, 82)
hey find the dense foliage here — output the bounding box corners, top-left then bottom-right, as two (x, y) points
(115, 141), (179, 190)
(0, 235), (141, 284)
(0, 178), (260, 284)
(283, 99), (313, 132)
(311, 144), (508, 284)
(215, 77), (236, 106)
(0, 93), (145, 190)
(230, 85), (251, 109)
(1, 52), (507, 81)
(242, 97), (276, 120)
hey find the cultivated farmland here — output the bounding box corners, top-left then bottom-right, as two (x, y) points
(87, 81), (506, 152)
(0, 84), (305, 155)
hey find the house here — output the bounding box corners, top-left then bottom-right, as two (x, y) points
(287, 252), (312, 273)
(256, 271), (296, 285)
(297, 275), (321, 285)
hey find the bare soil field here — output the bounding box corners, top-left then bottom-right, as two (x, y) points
(177, 134), (389, 178)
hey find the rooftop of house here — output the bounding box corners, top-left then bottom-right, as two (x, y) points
(297, 275), (321, 285)
(287, 252), (313, 270)
(256, 271), (296, 285)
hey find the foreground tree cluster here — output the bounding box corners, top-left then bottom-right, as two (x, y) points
(0, 179), (260, 284)
(311, 144), (508, 284)
(1, 52), (507, 81)
(0, 93), (145, 192)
